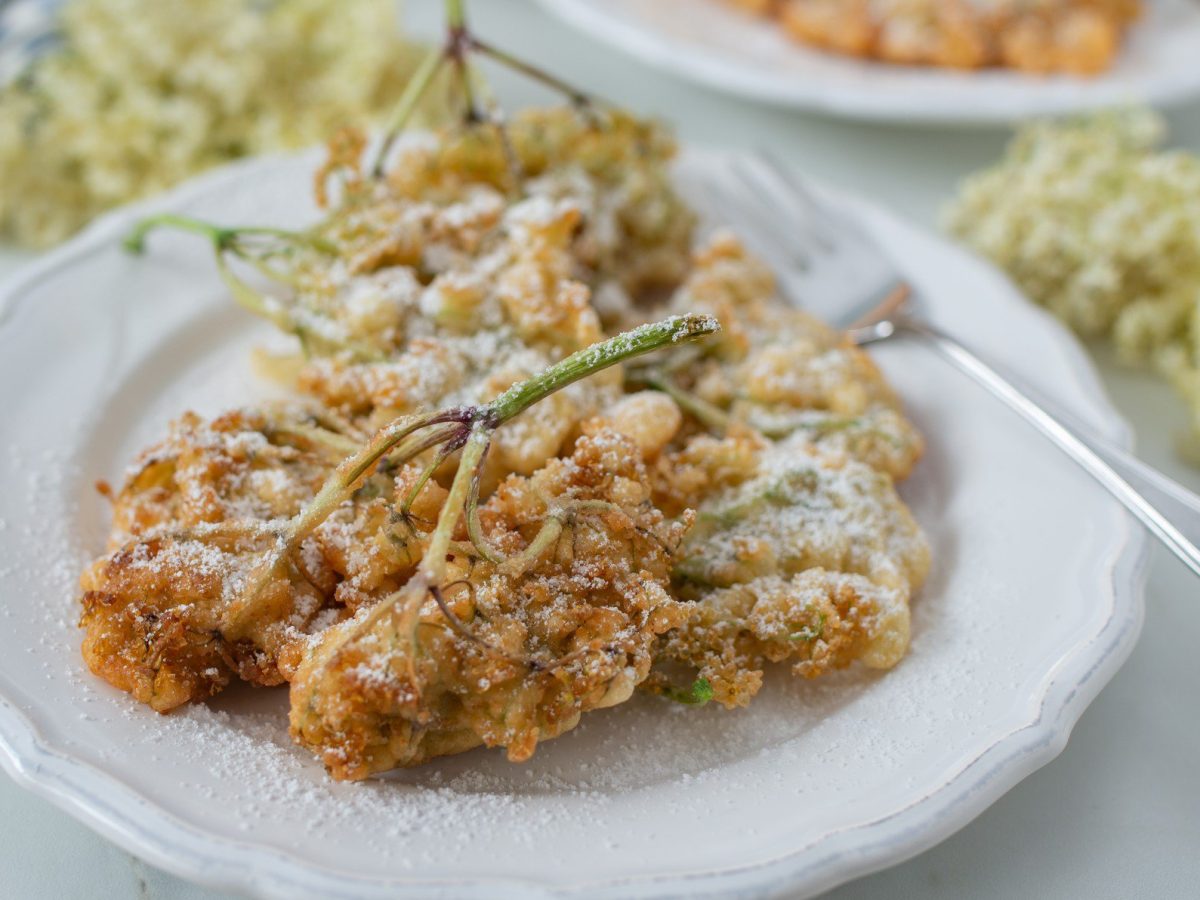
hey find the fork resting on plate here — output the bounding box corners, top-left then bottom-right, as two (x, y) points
(719, 152), (1200, 578)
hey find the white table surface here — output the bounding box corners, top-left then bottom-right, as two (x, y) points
(1, 1), (1198, 897)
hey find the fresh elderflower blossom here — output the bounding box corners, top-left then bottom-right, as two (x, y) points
(0, 0), (422, 248)
(944, 110), (1200, 460)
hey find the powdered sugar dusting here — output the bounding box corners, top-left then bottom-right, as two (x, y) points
(1, 421), (975, 875)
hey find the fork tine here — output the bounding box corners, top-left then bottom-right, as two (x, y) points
(718, 166), (819, 270)
(752, 150), (866, 245)
(731, 156), (836, 255)
(705, 179), (809, 308)
(729, 151), (907, 327)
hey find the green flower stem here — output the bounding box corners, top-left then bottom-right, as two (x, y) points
(234, 227), (335, 254)
(445, 0), (468, 29)
(464, 472), (564, 574)
(638, 371), (732, 433)
(486, 314), (720, 426)
(123, 213), (225, 253)
(464, 458), (503, 565)
(400, 440), (458, 515)
(371, 0), (605, 180)
(455, 52), (482, 124)
(122, 213), (380, 360)
(287, 416), (464, 546)
(423, 425), (488, 582)
(266, 423), (360, 460)
(223, 417), (464, 638)
(123, 213), (329, 255)
(385, 417), (484, 676)
(370, 43), (446, 177)
(470, 38), (596, 111)
(213, 252), (294, 333)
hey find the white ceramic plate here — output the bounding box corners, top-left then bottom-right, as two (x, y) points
(0, 148), (1147, 899)
(535, 0), (1200, 124)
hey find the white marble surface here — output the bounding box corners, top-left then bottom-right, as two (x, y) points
(1, 0), (1198, 896)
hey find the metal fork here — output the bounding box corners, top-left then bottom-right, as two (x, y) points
(717, 151), (1200, 578)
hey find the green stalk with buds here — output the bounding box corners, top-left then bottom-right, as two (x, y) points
(370, 0), (603, 177)
(123, 214), (384, 362)
(113, 0), (725, 697)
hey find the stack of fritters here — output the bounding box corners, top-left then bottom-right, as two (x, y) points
(80, 108), (929, 778)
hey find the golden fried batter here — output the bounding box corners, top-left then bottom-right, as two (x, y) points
(289, 427), (689, 778)
(646, 232), (925, 479)
(654, 568), (915, 707)
(652, 431), (929, 708)
(79, 407), (350, 711)
(304, 108), (694, 332)
(80, 97), (932, 777)
(257, 109), (699, 476)
(295, 194), (622, 477)
(369, 107), (696, 300)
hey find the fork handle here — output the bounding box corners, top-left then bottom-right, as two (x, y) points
(1020, 389), (1200, 539)
(902, 317), (1200, 578)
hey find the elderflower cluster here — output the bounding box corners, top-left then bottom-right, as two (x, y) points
(944, 110), (1200, 459)
(0, 0), (420, 248)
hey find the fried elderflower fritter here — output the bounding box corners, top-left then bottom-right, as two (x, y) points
(637, 232), (925, 480)
(93, 1), (931, 768)
(624, 234), (929, 708)
(83, 0), (933, 782)
(79, 406), (360, 711)
(79, 312), (719, 781)
(289, 426), (689, 779)
(127, 108), (695, 479)
(295, 195), (621, 477)
(295, 110), (694, 457)
(321, 107), (695, 303)
(651, 430), (930, 708)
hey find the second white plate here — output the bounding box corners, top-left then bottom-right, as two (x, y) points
(536, 0), (1200, 124)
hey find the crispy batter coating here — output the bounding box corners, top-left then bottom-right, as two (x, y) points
(636, 237), (927, 709)
(80, 528), (316, 711)
(78, 105), (933, 774)
(652, 232), (925, 479)
(371, 107), (696, 301)
(288, 427), (689, 779)
(97, 408), (346, 543)
(744, 0), (1141, 75)
(79, 407), (351, 711)
(78, 405), (460, 712)
(654, 569), (914, 707)
(268, 109), (698, 476)
(309, 107), (694, 320)
(295, 194), (622, 476)
(651, 431), (929, 708)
